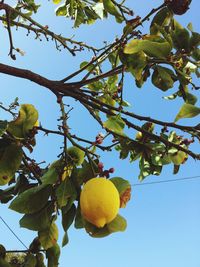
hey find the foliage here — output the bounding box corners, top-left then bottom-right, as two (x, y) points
(0, 0), (199, 266)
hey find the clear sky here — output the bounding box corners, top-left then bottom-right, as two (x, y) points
(0, 1), (200, 267)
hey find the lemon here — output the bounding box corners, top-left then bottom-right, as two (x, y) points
(80, 177), (120, 228)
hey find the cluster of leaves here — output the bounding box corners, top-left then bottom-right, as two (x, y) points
(0, 104), (131, 265)
(53, 0), (128, 27)
(0, 246), (46, 267)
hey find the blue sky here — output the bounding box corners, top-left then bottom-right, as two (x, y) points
(0, 0), (200, 266)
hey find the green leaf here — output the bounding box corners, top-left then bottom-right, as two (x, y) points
(20, 203), (54, 231)
(102, 0), (123, 23)
(150, 7), (172, 35)
(56, 179), (77, 208)
(55, 4), (67, 16)
(170, 150), (187, 165)
(0, 141), (23, 185)
(41, 161), (60, 185)
(152, 66), (176, 91)
(38, 223), (58, 250)
(0, 120), (8, 137)
(103, 115), (125, 136)
(46, 243), (60, 267)
(62, 232), (69, 247)
(9, 184), (52, 214)
(84, 214), (127, 238)
(62, 203), (76, 232)
(7, 104), (38, 138)
(124, 37), (171, 58)
(119, 51), (147, 81)
(185, 92), (197, 105)
(110, 177), (131, 196)
(74, 205), (84, 229)
(171, 20), (190, 52)
(174, 103), (200, 122)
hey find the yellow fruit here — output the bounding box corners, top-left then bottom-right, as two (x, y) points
(80, 177), (120, 228)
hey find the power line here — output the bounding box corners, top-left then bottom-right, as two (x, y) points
(0, 175), (199, 249)
(132, 175), (200, 187)
(0, 215), (28, 249)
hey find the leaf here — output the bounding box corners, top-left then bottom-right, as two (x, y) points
(7, 104), (38, 138)
(110, 177), (130, 196)
(62, 232), (69, 247)
(139, 157), (162, 180)
(185, 92), (197, 105)
(124, 37), (171, 58)
(102, 0), (123, 23)
(46, 243), (60, 267)
(174, 103), (200, 122)
(55, 179), (77, 208)
(0, 141), (23, 185)
(38, 223), (58, 250)
(150, 7), (172, 35)
(93, 3), (104, 19)
(103, 115), (125, 136)
(152, 66), (176, 91)
(41, 161), (60, 185)
(55, 4), (67, 16)
(74, 205), (84, 229)
(84, 214), (127, 238)
(119, 51), (147, 81)
(170, 150), (187, 165)
(62, 203), (76, 232)
(20, 203), (54, 231)
(110, 177), (131, 208)
(171, 20), (190, 52)
(0, 120), (8, 137)
(9, 184), (52, 214)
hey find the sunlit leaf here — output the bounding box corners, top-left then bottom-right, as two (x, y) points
(174, 103), (200, 122)
(103, 115), (125, 136)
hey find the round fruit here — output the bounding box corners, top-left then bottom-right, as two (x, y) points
(67, 146), (85, 166)
(80, 177), (120, 228)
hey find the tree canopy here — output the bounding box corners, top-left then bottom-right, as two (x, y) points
(0, 0), (199, 266)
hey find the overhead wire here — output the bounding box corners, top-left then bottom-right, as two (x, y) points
(132, 175), (200, 186)
(0, 175), (200, 249)
(0, 215), (28, 249)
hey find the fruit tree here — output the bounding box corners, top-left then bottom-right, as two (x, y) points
(0, 0), (199, 266)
